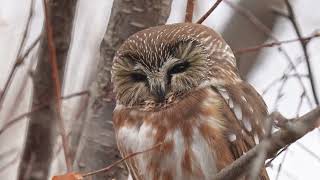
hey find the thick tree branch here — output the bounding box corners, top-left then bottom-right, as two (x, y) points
(214, 107), (320, 180)
(185, 0), (194, 22)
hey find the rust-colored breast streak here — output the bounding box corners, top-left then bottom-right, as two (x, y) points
(113, 88), (236, 180)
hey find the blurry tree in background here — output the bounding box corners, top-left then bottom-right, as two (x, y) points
(0, 0), (319, 180)
(18, 0), (77, 179)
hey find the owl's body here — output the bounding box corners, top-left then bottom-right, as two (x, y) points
(112, 23), (269, 180)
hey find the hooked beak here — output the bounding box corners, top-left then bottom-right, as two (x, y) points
(150, 78), (166, 102)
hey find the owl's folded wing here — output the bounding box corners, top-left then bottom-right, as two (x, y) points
(212, 81), (269, 180)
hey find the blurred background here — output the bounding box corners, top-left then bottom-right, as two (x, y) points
(0, 0), (319, 179)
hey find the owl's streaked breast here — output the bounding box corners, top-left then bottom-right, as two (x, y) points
(113, 88), (234, 180)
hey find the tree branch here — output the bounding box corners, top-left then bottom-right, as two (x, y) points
(185, 0), (194, 22)
(225, 0), (313, 108)
(283, 0), (319, 105)
(0, 0), (36, 110)
(214, 107), (320, 180)
(0, 90), (88, 136)
(43, 0), (72, 170)
(196, 0), (223, 24)
(235, 32), (320, 54)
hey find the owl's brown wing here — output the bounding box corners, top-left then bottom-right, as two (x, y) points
(213, 81), (270, 180)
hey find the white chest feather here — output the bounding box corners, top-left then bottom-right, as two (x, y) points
(117, 122), (218, 180)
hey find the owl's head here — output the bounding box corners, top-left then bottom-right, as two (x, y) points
(112, 23), (240, 110)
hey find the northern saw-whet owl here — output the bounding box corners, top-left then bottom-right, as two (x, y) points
(112, 23), (269, 180)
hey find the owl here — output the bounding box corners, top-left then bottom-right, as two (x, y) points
(111, 23), (269, 180)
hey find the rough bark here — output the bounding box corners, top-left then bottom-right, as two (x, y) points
(222, 0), (283, 78)
(18, 1), (77, 179)
(73, 0), (172, 179)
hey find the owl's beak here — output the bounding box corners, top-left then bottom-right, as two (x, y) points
(150, 78), (166, 102)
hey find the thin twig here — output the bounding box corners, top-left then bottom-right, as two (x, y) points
(295, 92), (305, 117)
(0, 90), (89, 136)
(0, 0), (35, 110)
(62, 90), (89, 100)
(196, 0), (223, 24)
(296, 142), (320, 163)
(225, 0), (313, 107)
(0, 104), (47, 136)
(20, 35), (41, 60)
(2, 58), (37, 125)
(235, 33), (320, 54)
(223, 0), (275, 39)
(283, 0), (319, 105)
(43, 0), (72, 171)
(275, 147), (289, 180)
(185, 0), (195, 22)
(82, 143), (163, 177)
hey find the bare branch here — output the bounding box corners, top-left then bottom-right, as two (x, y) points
(275, 147), (289, 180)
(43, 0), (72, 171)
(223, 0), (275, 39)
(81, 143), (162, 178)
(20, 35), (41, 60)
(0, 0), (36, 109)
(235, 33), (320, 54)
(214, 107), (320, 180)
(0, 90), (88, 136)
(225, 0), (314, 107)
(283, 0), (319, 105)
(0, 104), (47, 136)
(185, 0), (195, 22)
(62, 90), (89, 100)
(196, 0), (223, 24)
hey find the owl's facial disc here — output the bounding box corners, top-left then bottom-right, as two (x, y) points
(112, 23), (243, 110)
(112, 39), (209, 109)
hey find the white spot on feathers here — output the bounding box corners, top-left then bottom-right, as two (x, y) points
(254, 133), (260, 144)
(218, 87), (230, 100)
(233, 104), (243, 120)
(228, 99), (234, 108)
(243, 117), (252, 132)
(241, 96), (247, 102)
(228, 133), (237, 142)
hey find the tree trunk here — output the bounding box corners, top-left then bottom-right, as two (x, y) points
(18, 1), (77, 179)
(73, 0), (172, 179)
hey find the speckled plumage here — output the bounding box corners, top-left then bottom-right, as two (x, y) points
(112, 23), (269, 180)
